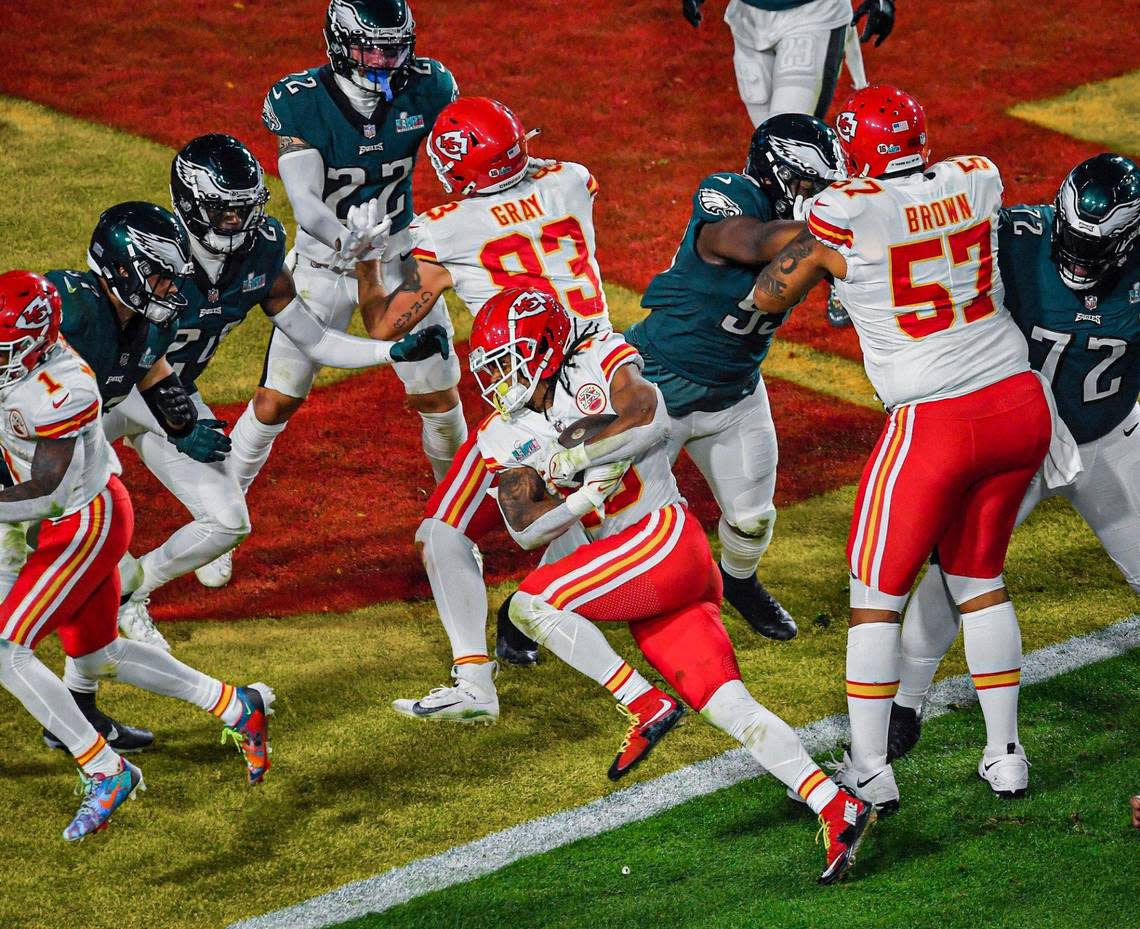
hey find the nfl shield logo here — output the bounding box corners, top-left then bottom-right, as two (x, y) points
(208, 288), (220, 303)
(1084, 294), (1098, 311)
(364, 124), (376, 139)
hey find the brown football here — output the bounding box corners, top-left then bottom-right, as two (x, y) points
(558, 413), (619, 449)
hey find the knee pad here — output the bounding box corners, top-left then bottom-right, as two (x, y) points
(205, 496), (252, 540)
(68, 639), (126, 681)
(942, 572), (1004, 606)
(726, 501), (777, 544)
(416, 518), (476, 561)
(849, 575), (909, 613)
(508, 591), (559, 646)
(700, 679), (764, 742)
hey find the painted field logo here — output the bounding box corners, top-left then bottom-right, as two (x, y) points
(575, 383), (606, 414)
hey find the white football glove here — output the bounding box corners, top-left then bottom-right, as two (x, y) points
(335, 198), (391, 268)
(547, 443), (592, 488)
(791, 194), (808, 221)
(564, 459), (632, 519)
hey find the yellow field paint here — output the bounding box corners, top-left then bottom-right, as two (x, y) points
(1009, 69), (1140, 157)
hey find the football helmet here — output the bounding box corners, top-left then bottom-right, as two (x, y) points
(834, 84), (930, 179)
(469, 289), (572, 417)
(745, 113), (847, 219)
(87, 202), (193, 326)
(1052, 153), (1140, 291)
(428, 97), (534, 197)
(325, 0), (416, 101)
(171, 134), (269, 257)
(0, 270), (62, 389)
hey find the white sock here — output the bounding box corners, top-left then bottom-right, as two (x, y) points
(846, 622), (901, 772)
(898, 566), (961, 710)
(717, 515), (773, 580)
(0, 641), (121, 776)
(419, 405), (468, 483)
(962, 601), (1022, 754)
(229, 401), (288, 494)
(702, 679), (838, 813)
(416, 519), (489, 661)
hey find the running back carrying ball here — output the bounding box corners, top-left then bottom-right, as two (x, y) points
(557, 413), (619, 486)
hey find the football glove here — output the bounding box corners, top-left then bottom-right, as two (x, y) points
(565, 460), (632, 518)
(389, 324), (451, 363)
(336, 198), (391, 268)
(682, 0), (704, 28)
(169, 419), (231, 464)
(142, 374), (196, 433)
(853, 0), (895, 46)
(547, 443), (592, 489)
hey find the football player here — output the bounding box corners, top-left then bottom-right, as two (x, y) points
(626, 112), (845, 642)
(749, 86), (1063, 816)
(469, 288), (875, 884)
(359, 96), (613, 717)
(0, 271), (273, 842)
(886, 154), (1140, 792)
(233, 0), (465, 539)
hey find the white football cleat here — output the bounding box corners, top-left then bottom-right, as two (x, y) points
(393, 662), (499, 724)
(117, 597), (170, 652)
(829, 751), (900, 817)
(195, 549), (234, 588)
(978, 743), (1029, 798)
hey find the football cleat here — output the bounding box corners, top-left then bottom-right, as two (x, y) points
(117, 597), (170, 651)
(392, 663), (500, 724)
(43, 692), (154, 753)
(63, 759), (145, 842)
(496, 594), (539, 667)
(886, 702), (922, 763)
(719, 567), (797, 640)
(817, 789), (876, 885)
(830, 751), (900, 817)
(978, 743), (1029, 799)
(221, 683), (274, 785)
(608, 689), (685, 781)
(826, 288), (852, 328)
(194, 549), (234, 588)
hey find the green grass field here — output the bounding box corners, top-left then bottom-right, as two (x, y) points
(340, 652), (1140, 929)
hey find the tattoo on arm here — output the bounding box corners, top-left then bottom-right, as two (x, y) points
(384, 265), (440, 334)
(277, 135), (313, 157)
(497, 466), (558, 533)
(775, 232), (815, 275)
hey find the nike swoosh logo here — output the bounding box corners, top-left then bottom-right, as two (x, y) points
(412, 701), (464, 716)
(1124, 424), (1137, 437)
(983, 759), (1002, 772)
(643, 699), (673, 727)
(98, 783), (125, 811)
(713, 175), (733, 185)
(106, 725), (119, 741)
(856, 771), (882, 789)
(52, 395), (70, 409)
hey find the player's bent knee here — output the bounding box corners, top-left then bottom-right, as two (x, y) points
(508, 591), (557, 645)
(849, 576), (909, 615)
(700, 679), (764, 740)
(0, 639), (35, 685)
(205, 500), (252, 539)
(70, 639), (127, 681)
(253, 388), (304, 426)
(407, 387), (461, 415)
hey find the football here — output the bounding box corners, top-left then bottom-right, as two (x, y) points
(557, 413), (619, 449)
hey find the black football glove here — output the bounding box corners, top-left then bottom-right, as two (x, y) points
(682, 0), (704, 28)
(390, 324), (451, 363)
(169, 419), (231, 464)
(853, 0), (895, 46)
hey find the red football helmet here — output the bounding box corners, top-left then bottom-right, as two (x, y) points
(0, 270), (62, 388)
(834, 84), (931, 178)
(427, 97), (535, 196)
(469, 288), (572, 417)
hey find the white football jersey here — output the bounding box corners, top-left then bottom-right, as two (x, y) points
(409, 161), (612, 334)
(807, 155), (1029, 409)
(477, 334), (680, 541)
(0, 341), (119, 516)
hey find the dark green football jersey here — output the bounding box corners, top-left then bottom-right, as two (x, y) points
(627, 172), (789, 415)
(1000, 204), (1140, 444)
(168, 218), (287, 391)
(262, 59), (456, 245)
(46, 269), (177, 411)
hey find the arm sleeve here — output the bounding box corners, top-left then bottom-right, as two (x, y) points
(271, 295), (393, 367)
(499, 496), (583, 551)
(277, 148), (350, 252)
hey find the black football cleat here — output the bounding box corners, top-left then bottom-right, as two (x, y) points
(496, 593), (539, 667)
(720, 567), (797, 640)
(43, 691), (155, 753)
(826, 288), (852, 328)
(885, 702), (922, 763)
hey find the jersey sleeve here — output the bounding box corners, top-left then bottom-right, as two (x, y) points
(417, 58), (460, 124)
(475, 415), (512, 475)
(22, 376), (101, 441)
(692, 174), (770, 224)
(597, 336), (642, 383)
(561, 161), (600, 199)
(259, 218), (289, 284)
(408, 214), (446, 264)
(805, 192), (856, 256)
(51, 271), (93, 346)
(262, 72), (317, 140)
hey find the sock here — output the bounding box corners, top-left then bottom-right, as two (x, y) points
(416, 519), (489, 660)
(846, 622), (901, 772)
(0, 641), (121, 776)
(717, 515), (773, 580)
(897, 566), (961, 710)
(602, 660), (653, 706)
(454, 658), (495, 695)
(229, 401), (288, 494)
(419, 405), (468, 483)
(511, 591), (643, 691)
(961, 601), (1022, 754)
(71, 638), (241, 725)
(702, 679), (838, 814)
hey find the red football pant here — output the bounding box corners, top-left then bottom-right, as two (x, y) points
(519, 503), (741, 710)
(848, 372), (1051, 610)
(1, 476), (133, 656)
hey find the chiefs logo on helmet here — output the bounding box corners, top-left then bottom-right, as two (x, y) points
(836, 112), (858, 143)
(509, 289), (553, 319)
(434, 130), (470, 160)
(14, 295), (51, 331)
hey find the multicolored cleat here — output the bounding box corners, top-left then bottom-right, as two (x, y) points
(607, 689), (684, 781)
(63, 759), (145, 842)
(817, 788), (875, 884)
(221, 682), (275, 785)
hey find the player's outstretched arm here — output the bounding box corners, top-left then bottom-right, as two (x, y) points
(751, 226), (847, 314)
(697, 218), (806, 268)
(276, 136), (354, 253)
(358, 257), (454, 341)
(0, 436), (82, 523)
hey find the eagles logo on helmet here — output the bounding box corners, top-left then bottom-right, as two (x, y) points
(745, 113), (846, 219)
(324, 0), (417, 102)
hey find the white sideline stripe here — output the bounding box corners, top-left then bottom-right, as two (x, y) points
(230, 615), (1140, 929)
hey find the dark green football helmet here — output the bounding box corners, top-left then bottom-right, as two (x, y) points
(87, 202), (193, 326)
(171, 134), (269, 257)
(745, 113), (847, 219)
(325, 0), (416, 102)
(1052, 153), (1140, 290)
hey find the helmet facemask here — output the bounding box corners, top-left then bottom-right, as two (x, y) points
(745, 116), (847, 218)
(325, 1), (416, 102)
(470, 330), (556, 419)
(173, 165), (269, 258)
(90, 229), (192, 327)
(1053, 172), (1140, 291)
